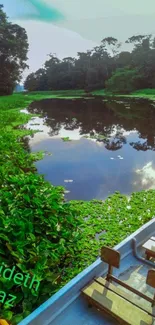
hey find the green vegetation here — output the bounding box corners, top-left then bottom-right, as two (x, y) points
(126, 88), (155, 100)
(0, 93), (82, 323)
(68, 190), (155, 279)
(0, 90), (85, 112)
(61, 137), (72, 141)
(92, 89), (107, 96)
(24, 89), (86, 98)
(92, 88), (155, 100)
(83, 134), (106, 141)
(17, 87), (155, 102)
(105, 68), (142, 94)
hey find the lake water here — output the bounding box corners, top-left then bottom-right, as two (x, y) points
(25, 97), (155, 200)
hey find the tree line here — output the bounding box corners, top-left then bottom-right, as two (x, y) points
(24, 35), (155, 94)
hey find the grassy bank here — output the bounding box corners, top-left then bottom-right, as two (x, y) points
(124, 89), (155, 100)
(92, 88), (155, 100)
(17, 89), (86, 100)
(12, 88), (155, 101)
(0, 92), (155, 324)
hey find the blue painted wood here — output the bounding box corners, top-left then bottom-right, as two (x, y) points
(19, 218), (155, 325)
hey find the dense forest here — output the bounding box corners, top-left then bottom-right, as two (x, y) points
(0, 5), (28, 95)
(24, 34), (155, 94)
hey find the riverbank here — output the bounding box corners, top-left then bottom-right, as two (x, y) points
(12, 88), (155, 101)
(0, 92), (155, 324)
(92, 88), (155, 100)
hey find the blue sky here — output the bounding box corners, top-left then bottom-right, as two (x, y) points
(4, 0), (36, 18)
(4, 0), (64, 21)
(2, 0), (155, 80)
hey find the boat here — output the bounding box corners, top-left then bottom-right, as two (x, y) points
(19, 218), (155, 325)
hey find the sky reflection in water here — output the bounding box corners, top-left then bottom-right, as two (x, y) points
(25, 98), (155, 200)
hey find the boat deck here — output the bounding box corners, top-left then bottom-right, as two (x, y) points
(52, 249), (154, 325)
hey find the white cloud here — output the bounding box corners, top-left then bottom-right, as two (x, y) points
(134, 161), (155, 189)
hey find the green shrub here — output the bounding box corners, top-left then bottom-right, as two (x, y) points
(0, 93), (82, 323)
(105, 68), (142, 94)
(0, 172), (81, 321)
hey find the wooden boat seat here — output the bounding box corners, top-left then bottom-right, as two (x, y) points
(82, 246), (155, 325)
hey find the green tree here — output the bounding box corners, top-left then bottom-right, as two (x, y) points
(101, 37), (121, 56)
(116, 51), (132, 68)
(24, 69), (47, 91)
(24, 73), (38, 92)
(127, 35), (155, 88)
(0, 5), (29, 95)
(105, 68), (142, 94)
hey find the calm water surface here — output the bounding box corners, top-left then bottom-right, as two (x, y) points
(25, 98), (155, 200)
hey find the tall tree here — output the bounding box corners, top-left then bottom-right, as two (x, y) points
(101, 37), (121, 56)
(0, 5), (29, 95)
(126, 35), (155, 88)
(24, 69), (48, 91)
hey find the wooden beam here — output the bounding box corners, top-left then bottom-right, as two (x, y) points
(95, 277), (155, 316)
(108, 275), (153, 303)
(82, 281), (153, 325)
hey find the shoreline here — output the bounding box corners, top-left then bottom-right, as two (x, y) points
(91, 88), (155, 102)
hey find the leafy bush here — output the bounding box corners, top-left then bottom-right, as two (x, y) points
(0, 93), (82, 323)
(105, 68), (143, 94)
(0, 173), (81, 323)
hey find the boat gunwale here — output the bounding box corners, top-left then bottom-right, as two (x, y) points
(19, 218), (155, 325)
